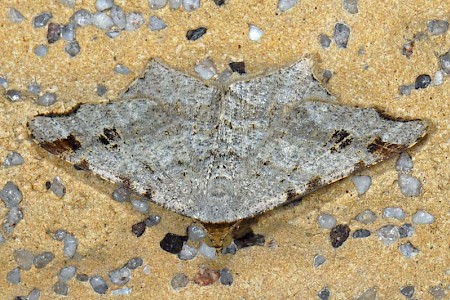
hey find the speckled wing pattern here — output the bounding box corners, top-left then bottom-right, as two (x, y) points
(28, 59), (427, 223)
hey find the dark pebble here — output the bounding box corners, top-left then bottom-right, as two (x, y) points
(131, 221), (146, 237)
(186, 27), (207, 41)
(160, 233), (188, 254)
(400, 285), (415, 298)
(318, 287), (331, 300)
(322, 69), (332, 84)
(333, 22), (351, 48)
(47, 23), (62, 43)
(96, 84), (107, 96)
(414, 74), (431, 89)
(45, 181), (51, 190)
(213, 0), (225, 5)
(229, 62), (246, 74)
(65, 40), (81, 57)
(399, 223), (415, 238)
(234, 231), (265, 249)
(330, 224), (350, 248)
(125, 257), (143, 269)
(219, 268), (233, 286)
(13, 297), (26, 300)
(352, 229), (371, 238)
(76, 273), (89, 282)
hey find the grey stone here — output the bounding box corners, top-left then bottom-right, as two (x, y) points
(278, 0), (298, 12)
(28, 83), (40, 95)
(334, 22), (351, 48)
(149, 16), (167, 31)
(96, 84), (108, 97)
(8, 8), (25, 23)
(342, 0), (358, 14)
(89, 275), (108, 294)
(427, 20), (449, 35)
(171, 273), (189, 290)
(34, 45), (48, 57)
(96, 0), (114, 11)
(33, 252), (55, 268)
(6, 89), (22, 102)
(399, 242), (419, 258)
(178, 243), (197, 260)
(352, 229), (371, 238)
(145, 215), (161, 227)
(376, 225), (400, 246)
(219, 268), (233, 285)
(400, 285), (414, 298)
(429, 285), (446, 299)
(130, 198), (149, 213)
(351, 175), (372, 196)
(58, 265), (77, 282)
(149, 0), (168, 9)
(0, 181), (23, 208)
(63, 233), (78, 258)
(14, 249), (34, 271)
(199, 242), (216, 260)
(319, 34), (332, 48)
(125, 12), (145, 31)
(396, 152), (413, 173)
(439, 51), (450, 74)
(182, 0), (200, 11)
(27, 288), (41, 300)
(317, 213), (337, 229)
(76, 273), (89, 282)
(4, 151), (24, 167)
(60, 0), (75, 7)
(125, 257), (143, 269)
(53, 281), (68, 296)
(169, 0), (182, 9)
(399, 84), (415, 96)
(33, 12), (52, 28)
(114, 64), (131, 75)
(71, 9), (93, 27)
(412, 210), (434, 224)
(111, 5), (126, 29)
(313, 254), (326, 269)
(398, 174), (422, 197)
(355, 209), (377, 224)
(355, 287), (377, 300)
(383, 207), (406, 220)
(318, 287), (331, 300)
(62, 23), (76, 41)
(187, 223), (206, 241)
(37, 92), (57, 106)
(108, 267), (131, 286)
(49, 176), (66, 197)
(398, 223), (415, 238)
(112, 187), (131, 202)
(7, 268), (20, 284)
(4, 206), (23, 235)
(111, 287), (132, 295)
(194, 58), (217, 80)
(0, 77), (7, 89)
(92, 12), (114, 30)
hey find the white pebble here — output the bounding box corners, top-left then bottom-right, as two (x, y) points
(182, 0), (200, 11)
(111, 287), (132, 295)
(178, 243), (198, 260)
(412, 210), (435, 224)
(37, 92), (57, 106)
(187, 223), (206, 241)
(71, 9), (93, 27)
(169, 0), (182, 9)
(376, 224), (400, 246)
(62, 23), (76, 41)
(199, 242), (216, 260)
(131, 198), (149, 213)
(278, 0), (298, 12)
(398, 174), (422, 197)
(433, 70), (445, 86)
(399, 242), (420, 258)
(149, 16), (167, 31)
(351, 175), (372, 196)
(96, 0), (114, 11)
(114, 64), (131, 75)
(108, 267), (131, 286)
(248, 24), (264, 41)
(92, 12), (114, 30)
(383, 207), (406, 220)
(396, 152), (413, 173)
(317, 213), (337, 229)
(149, 0), (168, 9)
(125, 12), (145, 31)
(194, 58), (217, 80)
(143, 265), (151, 275)
(111, 5), (126, 29)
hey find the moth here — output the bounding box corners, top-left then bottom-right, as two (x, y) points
(28, 58), (427, 226)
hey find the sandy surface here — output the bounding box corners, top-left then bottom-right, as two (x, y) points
(0, 0), (449, 299)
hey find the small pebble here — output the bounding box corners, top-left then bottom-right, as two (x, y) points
(149, 16), (167, 31)
(412, 210), (435, 224)
(427, 20), (449, 36)
(398, 223), (415, 238)
(396, 152), (413, 173)
(402, 41), (414, 58)
(60, 0), (76, 7)
(248, 24), (264, 41)
(398, 84), (415, 96)
(222, 241), (237, 255)
(352, 229), (371, 238)
(169, 0), (182, 9)
(142, 265), (151, 275)
(319, 34), (332, 48)
(54, 229), (67, 241)
(234, 231), (265, 249)
(318, 287), (331, 300)
(429, 286), (446, 299)
(53, 281), (68, 296)
(178, 242), (198, 260)
(4, 206), (23, 235)
(145, 214), (161, 227)
(33, 12), (53, 28)
(149, 0), (168, 9)
(199, 242), (216, 260)
(182, 0), (201, 11)
(400, 285), (415, 298)
(63, 233), (78, 258)
(106, 30), (121, 38)
(71, 9), (93, 27)
(399, 242), (420, 258)
(193, 265), (220, 286)
(125, 12), (145, 31)
(0, 233), (5, 245)
(34, 45), (48, 57)
(112, 187), (131, 202)
(351, 175), (371, 196)
(47, 22), (62, 44)
(7, 268), (21, 284)
(414, 74), (431, 89)
(278, 0), (298, 12)
(187, 223), (206, 241)
(0, 77), (7, 89)
(49, 176), (66, 197)
(114, 64), (131, 75)
(398, 174), (422, 197)
(89, 275), (108, 294)
(131, 221), (146, 237)
(229, 61), (246, 74)
(8, 8), (25, 23)
(171, 273), (189, 290)
(355, 287), (377, 300)
(108, 267), (131, 286)
(313, 254), (326, 268)
(61, 23), (76, 41)
(433, 70), (445, 86)
(92, 12), (114, 30)
(96, 84), (108, 97)
(125, 257), (143, 269)
(334, 22), (351, 48)
(4, 151), (24, 167)
(160, 233), (188, 254)
(322, 69), (332, 83)
(383, 207), (406, 220)
(195, 58), (217, 80)
(330, 224), (350, 248)
(186, 27), (207, 41)
(96, 0), (114, 11)
(76, 273), (89, 282)
(0, 181), (23, 208)
(27, 288), (41, 300)
(219, 268), (233, 286)
(110, 5), (126, 29)
(28, 83), (41, 95)
(376, 224), (400, 246)
(212, 0), (225, 5)
(6, 90), (22, 102)
(111, 287), (132, 295)
(440, 51), (450, 74)
(131, 198), (149, 213)
(14, 249), (34, 271)
(317, 213), (337, 229)
(58, 266), (77, 282)
(33, 252), (55, 268)
(37, 92), (57, 106)
(342, 0), (358, 14)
